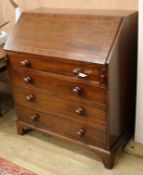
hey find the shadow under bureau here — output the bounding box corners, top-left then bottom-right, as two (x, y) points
(4, 8), (137, 169)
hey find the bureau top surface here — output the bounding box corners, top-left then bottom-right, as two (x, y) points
(5, 8), (133, 64)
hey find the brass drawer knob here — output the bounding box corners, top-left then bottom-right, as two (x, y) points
(72, 87), (82, 95)
(31, 114), (39, 122)
(21, 60), (30, 67)
(75, 107), (84, 115)
(24, 76), (32, 83)
(77, 129), (85, 137)
(26, 94), (34, 101)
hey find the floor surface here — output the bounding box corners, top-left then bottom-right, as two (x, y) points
(0, 109), (143, 175)
(124, 138), (143, 159)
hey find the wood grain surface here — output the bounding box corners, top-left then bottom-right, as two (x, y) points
(5, 11), (122, 64)
(12, 86), (107, 127)
(16, 105), (107, 149)
(9, 68), (107, 103)
(5, 9), (138, 169)
(7, 52), (104, 82)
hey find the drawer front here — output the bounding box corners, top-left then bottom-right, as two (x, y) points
(8, 53), (104, 83)
(9, 68), (107, 104)
(13, 87), (107, 127)
(16, 105), (107, 148)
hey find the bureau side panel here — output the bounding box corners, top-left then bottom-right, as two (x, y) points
(107, 12), (138, 148)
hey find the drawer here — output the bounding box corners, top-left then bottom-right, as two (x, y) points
(13, 87), (107, 127)
(9, 68), (107, 104)
(16, 105), (107, 149)
(8, 52), (105, 83)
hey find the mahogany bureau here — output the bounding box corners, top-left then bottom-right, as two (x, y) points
(4, 8), (137, 169)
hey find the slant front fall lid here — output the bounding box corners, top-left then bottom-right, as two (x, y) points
(5, 8), (123, 64)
